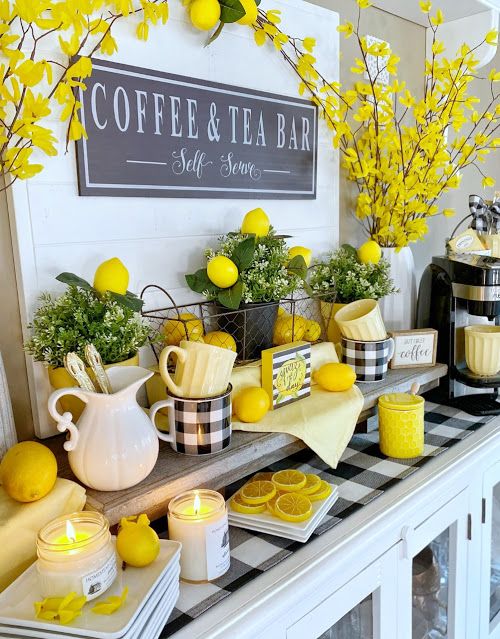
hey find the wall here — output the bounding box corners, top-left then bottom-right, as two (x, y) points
(7, 0), (340, 438)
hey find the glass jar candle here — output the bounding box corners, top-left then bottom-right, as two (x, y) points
(37, 511), (117, 600)
(167, 489), (230, 583)
(378, 393), (425, 458)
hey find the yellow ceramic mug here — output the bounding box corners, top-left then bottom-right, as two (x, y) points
(465, 325), (500, 376)
(159, 340), (237, 399)
(334, 299), (387, 341)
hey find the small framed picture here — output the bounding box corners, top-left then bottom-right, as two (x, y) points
(261, 341), (311, 409)
(389, 329), (438, 369)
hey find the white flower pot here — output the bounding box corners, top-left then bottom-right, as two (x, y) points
(379, 247), (416, 331)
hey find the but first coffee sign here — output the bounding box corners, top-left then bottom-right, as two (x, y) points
(75, 59), (317, 199)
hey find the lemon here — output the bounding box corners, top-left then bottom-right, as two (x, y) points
(253, 471), (274, 482)
(314, 363), (356, 392)
(275, 493), (313, 523)
(277, 307), (287, 317)
(233, 386), (270, 423)
(240, 480), (276, 505)
(116, 514), (160, 567)
(0, 442), (57, 503)
(203, 330), (237, 352)
(307, 480), (332, 502)
(288, 246), (312, 268)
(230, 491), (266, 515)
(303, 319), (321, 342)
(237, 0), (258, 25)
(93, 257), (129, 296)
(271, 469), (307, 492)
(273, 315), (307, 345)
(299, 474), (322, 495)
(189, 0), (220, 30)
(241, 208), (270, 237)
(207, 256), (239, 289)
(357, 240), (382, 265)
(163, 312), (204, 346)
(266, 491), (285, 515)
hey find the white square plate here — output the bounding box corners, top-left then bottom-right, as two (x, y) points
(0, 539), (181, 639)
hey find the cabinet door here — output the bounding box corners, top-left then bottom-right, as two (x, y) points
(286, 545), (398, 639)
(480, 461), (500, 638)
(398, 490), (470, 639)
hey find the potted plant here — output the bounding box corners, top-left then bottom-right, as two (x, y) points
(310, 245), (396, 343)
(186, 226), (307, 360)
(24, 264), (150, 420)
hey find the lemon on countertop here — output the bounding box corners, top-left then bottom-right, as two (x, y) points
(314, 362), (356, 392)
(357, 240), (382, 265)
(237, 0), (258, 24)
(241, 208), (270, 237)
(207, 256), (239, 289)
(116, 514), (160, 567)
(93, 257), (129, 296)
(203, 331), (237, 352)
(0, 441), (57, 503)
(288, 246), (312, 268)
(189, 0), (220, 30)
(233, 386), (270, 423)
(163, 312), (204, 346)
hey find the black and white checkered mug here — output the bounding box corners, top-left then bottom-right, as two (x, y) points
(340, 336), (395, 382)
(150, 385), (232, 455)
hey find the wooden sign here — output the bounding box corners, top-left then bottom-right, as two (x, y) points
(75, 58), (318, 199)
(389, 329), (438, 369)
(262, 342), (311, 409)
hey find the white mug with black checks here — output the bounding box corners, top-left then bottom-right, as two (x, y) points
(149, 385), (232, 455)
(341, 336), (395, 382)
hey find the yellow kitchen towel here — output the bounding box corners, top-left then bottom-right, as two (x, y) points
(0, 478), (86, 592)
(231, 342), (363, 468)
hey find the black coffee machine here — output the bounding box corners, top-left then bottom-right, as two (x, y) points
(417, 254), (500, 415)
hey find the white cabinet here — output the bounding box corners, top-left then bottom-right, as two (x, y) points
(479, 461), (500, 638)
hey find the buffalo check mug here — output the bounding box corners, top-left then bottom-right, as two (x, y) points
(340, 336), (395, 382)
(149, 385), (232, 455)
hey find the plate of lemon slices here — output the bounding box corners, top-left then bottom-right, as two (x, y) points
(227, 470), (338, 542)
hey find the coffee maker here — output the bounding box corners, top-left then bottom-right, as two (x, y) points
(417, 254), (500, 415)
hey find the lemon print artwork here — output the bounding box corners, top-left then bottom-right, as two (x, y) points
(274, 352), (308, 404)
(262, 343), (312, 410)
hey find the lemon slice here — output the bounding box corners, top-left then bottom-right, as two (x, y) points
(253, 471), (274, 482)
(307, 480), (332, 502)
(230, 492), (267, 515)
(266, 491), (285, 515)
(272, 469), (307, 492)
(275, 493), (313, 523)
(299, 474), (322, 495)
(240, 480), (276, 505)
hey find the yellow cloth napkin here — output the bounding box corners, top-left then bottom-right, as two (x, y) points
(231, 342), (363, 468)
(0, 478), (86, 592)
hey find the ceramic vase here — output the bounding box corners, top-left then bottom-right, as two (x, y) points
(0, 353), (17, 459)
(379, 246), (416, 332)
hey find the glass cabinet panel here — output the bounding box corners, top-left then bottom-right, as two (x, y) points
(489, 482), (500, 622)
(317, 595), (373, 639)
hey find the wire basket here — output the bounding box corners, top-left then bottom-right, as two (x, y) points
(140, 285), (337, 366)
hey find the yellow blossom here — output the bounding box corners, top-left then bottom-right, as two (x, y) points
(431, 9), (444, 26)
(337, 22), (354, 38)
(483, 177), (495, 188)
(419, 1), (432, 13)
(485, 30), (498, 46)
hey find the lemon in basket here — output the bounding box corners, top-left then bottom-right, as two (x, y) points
(203, 331), (237, 352)
(163, 312), (204, 346)
(273, 315), (307, 345)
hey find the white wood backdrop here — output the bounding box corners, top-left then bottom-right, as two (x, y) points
(7, 0), (339, 438)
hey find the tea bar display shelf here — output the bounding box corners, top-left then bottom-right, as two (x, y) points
(49, 364), (447, 526)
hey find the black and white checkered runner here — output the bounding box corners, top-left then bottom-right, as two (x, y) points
(161, 402), (493, 637)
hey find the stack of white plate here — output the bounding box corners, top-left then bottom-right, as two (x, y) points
(0, 539), (181, 639)
(228, 484), (339, 542)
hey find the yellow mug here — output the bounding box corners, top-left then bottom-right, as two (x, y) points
(159, 340), (237, 399)
(334, 299), (387, 342)
(465, 325), (500, 376)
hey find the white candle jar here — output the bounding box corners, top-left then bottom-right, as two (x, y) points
(167, 490), (230, 583)
(36, 512), (117, 600)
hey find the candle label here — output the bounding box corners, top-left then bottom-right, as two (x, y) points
(205, 514), (230, 580)
(81, 552), (117, 600)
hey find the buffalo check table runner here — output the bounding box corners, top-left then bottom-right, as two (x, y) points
(160, 402), (494, 637)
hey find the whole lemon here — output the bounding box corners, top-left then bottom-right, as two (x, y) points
(189, 0), (221, 30)
(237, 0), (258, 24)
(0, 442), (57, 503)
(207, 256), (239, 289)
(314, 363), (356, 392)
(93, 257), (129, 296)
(233, 387), (270, 423)
(303, 319), (321, 341)
(273, 315), (307, 345)
(288, 246), (312, 268)
(116, 514), (160, 567)
(357, 240), (382, 265)
(241, 208), (270, 237)
(163, 312), (204, 346)
(204, 331), (237, 352)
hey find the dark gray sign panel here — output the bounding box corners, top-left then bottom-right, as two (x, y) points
(75, 59), (317, 199)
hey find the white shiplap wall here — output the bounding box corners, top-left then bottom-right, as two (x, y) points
(8, 0), (339, 438)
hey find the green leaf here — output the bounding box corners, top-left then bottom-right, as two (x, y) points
(341, 243), (359, 260)
(206, 21), (224, 46)
(217, 280), (243, 310)
(255, 0), (261, 4)
(287, 255), (308, 280)
(276, 393), (285, 404)
(109, 292), (144, 312)
(219, 0), (245, 23)
(186, 269), (216, 294)
(231, 237), (255, 272)
(56, 272), (93, 291)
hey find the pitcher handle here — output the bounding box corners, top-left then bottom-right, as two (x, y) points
(149, 399), (175, 443)
(48, 388), (89, 452)
(159, 346), (187, 397)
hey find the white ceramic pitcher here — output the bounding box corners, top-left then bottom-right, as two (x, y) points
(48, 366), (161, 492)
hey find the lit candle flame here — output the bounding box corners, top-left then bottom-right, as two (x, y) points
(66, 519), (77, 543)
(193, 493), (201, 516)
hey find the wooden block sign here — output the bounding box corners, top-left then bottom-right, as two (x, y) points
(75, 58), (318, 199)
(262, 342), (311, 409)
(389, 329), (438, 369)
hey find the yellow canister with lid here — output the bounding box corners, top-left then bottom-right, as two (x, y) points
(378, 393), (425, 458)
